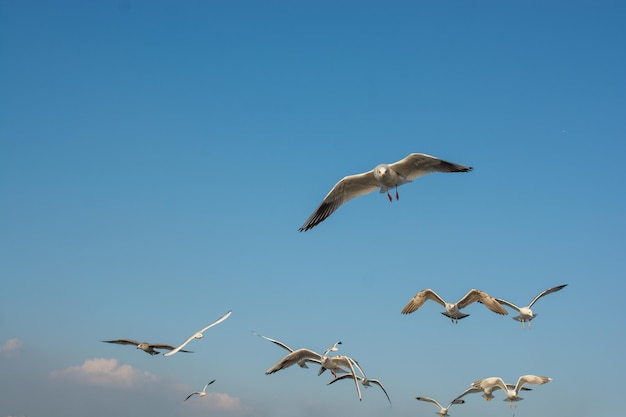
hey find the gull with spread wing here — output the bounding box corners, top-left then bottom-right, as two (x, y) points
(184, 379), (216, 401)
(496, 284), (567, 327)
(415, 396), (465, 416)
(299, 153), (472, 231)
(101, 339), (192, 356)
(401, 289), (508, 323)
(164, 310), (232, 357)
(265, 341), (366, 401)
(471, 375), (552, 407)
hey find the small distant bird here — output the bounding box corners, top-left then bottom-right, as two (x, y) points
(496, 284), (567, 327)
(164, 310), (232, 357)
(329, 374), (391, 405)
(471, 375), (552, 407)
(401, 289), (508, 323)
(184, 379), (216, 401)
(101, 339), (192, 356)
(415, 396), (465, 416)
(299, 153), (472, 231)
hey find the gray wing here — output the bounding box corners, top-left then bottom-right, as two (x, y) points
(101, 339), (141, 347)
(265, 348), (322, 374)
(150, 343), (193, 353)
(528, 284), (567, 308)
(401, 289), (446, 314)
(452, 386), (482, 402)
(299, 171), (379, 232)
(494, 297), (521, 312)
(252, 331), (294, 352)
(388, 153), (472, 181)
(366, 379), (391, 405)
(184, 392), (199, 401)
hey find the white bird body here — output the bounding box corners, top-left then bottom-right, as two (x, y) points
(415, 396), (465, 416)
(299, 153), (472, 231)
(184, 379), (216, 401)
(401, 289), (508, 323)
(496, 284), (567, 327)
(164, 310), (232, 357)
(472, 375), (552, 407)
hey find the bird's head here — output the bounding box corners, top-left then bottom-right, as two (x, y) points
(374, 165), (388, 179)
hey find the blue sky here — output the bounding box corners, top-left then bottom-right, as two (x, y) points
(1, 1), (624, 416)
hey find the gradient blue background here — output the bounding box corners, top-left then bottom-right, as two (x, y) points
(1, 1), (624, 417)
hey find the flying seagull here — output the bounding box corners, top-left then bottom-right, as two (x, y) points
(415, 396), (465, 416)
(401, 289), (508, 323)
(100, 339), (192, 356)
(184, 379), (216, 401)
(471, 375), (552, 407)
(264, 341), (348, 376)
(496, 284), (567, 327)
(299, 153), (472, 231)
(265, 342), (366, 401)
(453, 383), (532, 403)
(329, 374), (392, 405)
(164, 310), (232, 357)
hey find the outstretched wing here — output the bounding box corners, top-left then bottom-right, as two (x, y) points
(299, 170), (379, 232)
(416, 396), (444, 410)
(252, 331), (294, 352)
(101, 339), (141, 347)
(165, 310), (232, 357)
(389, 153), (472, 181)
(528, 284), (567, 308)
(515, 375), (551, 393)
(458, 289), (508, 315)
(265, 348), (322, 374)
(184, 392), (199, 401)
(150, 343), (192, 353)
(401, 289), (446, 314)
(494, 297), (521, 312)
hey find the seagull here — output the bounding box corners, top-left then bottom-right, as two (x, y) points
(184, 379), (216, 401)
(265, 341), (366, 401)
(496, 284), (567, 327)
(100, 339), (192, 356)
(298, 153), (472, 231)
(453, 383), (532, 402)
(401, 289), (508, 323)
(471, 375), (552, 407)
(252, 331), (321, 369)
(265, 341), (349, 376)
(329, 374), (392, 405)
(164, 310), (232, 357)
(415, 396), (465, 416)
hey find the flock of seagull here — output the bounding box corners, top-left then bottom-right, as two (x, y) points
(99, 153), (567, 414)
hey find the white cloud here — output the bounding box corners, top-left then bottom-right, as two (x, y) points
(192, 392), (252, 414)
(49, 358), (157, 388)
(0, 338), (23, 356)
